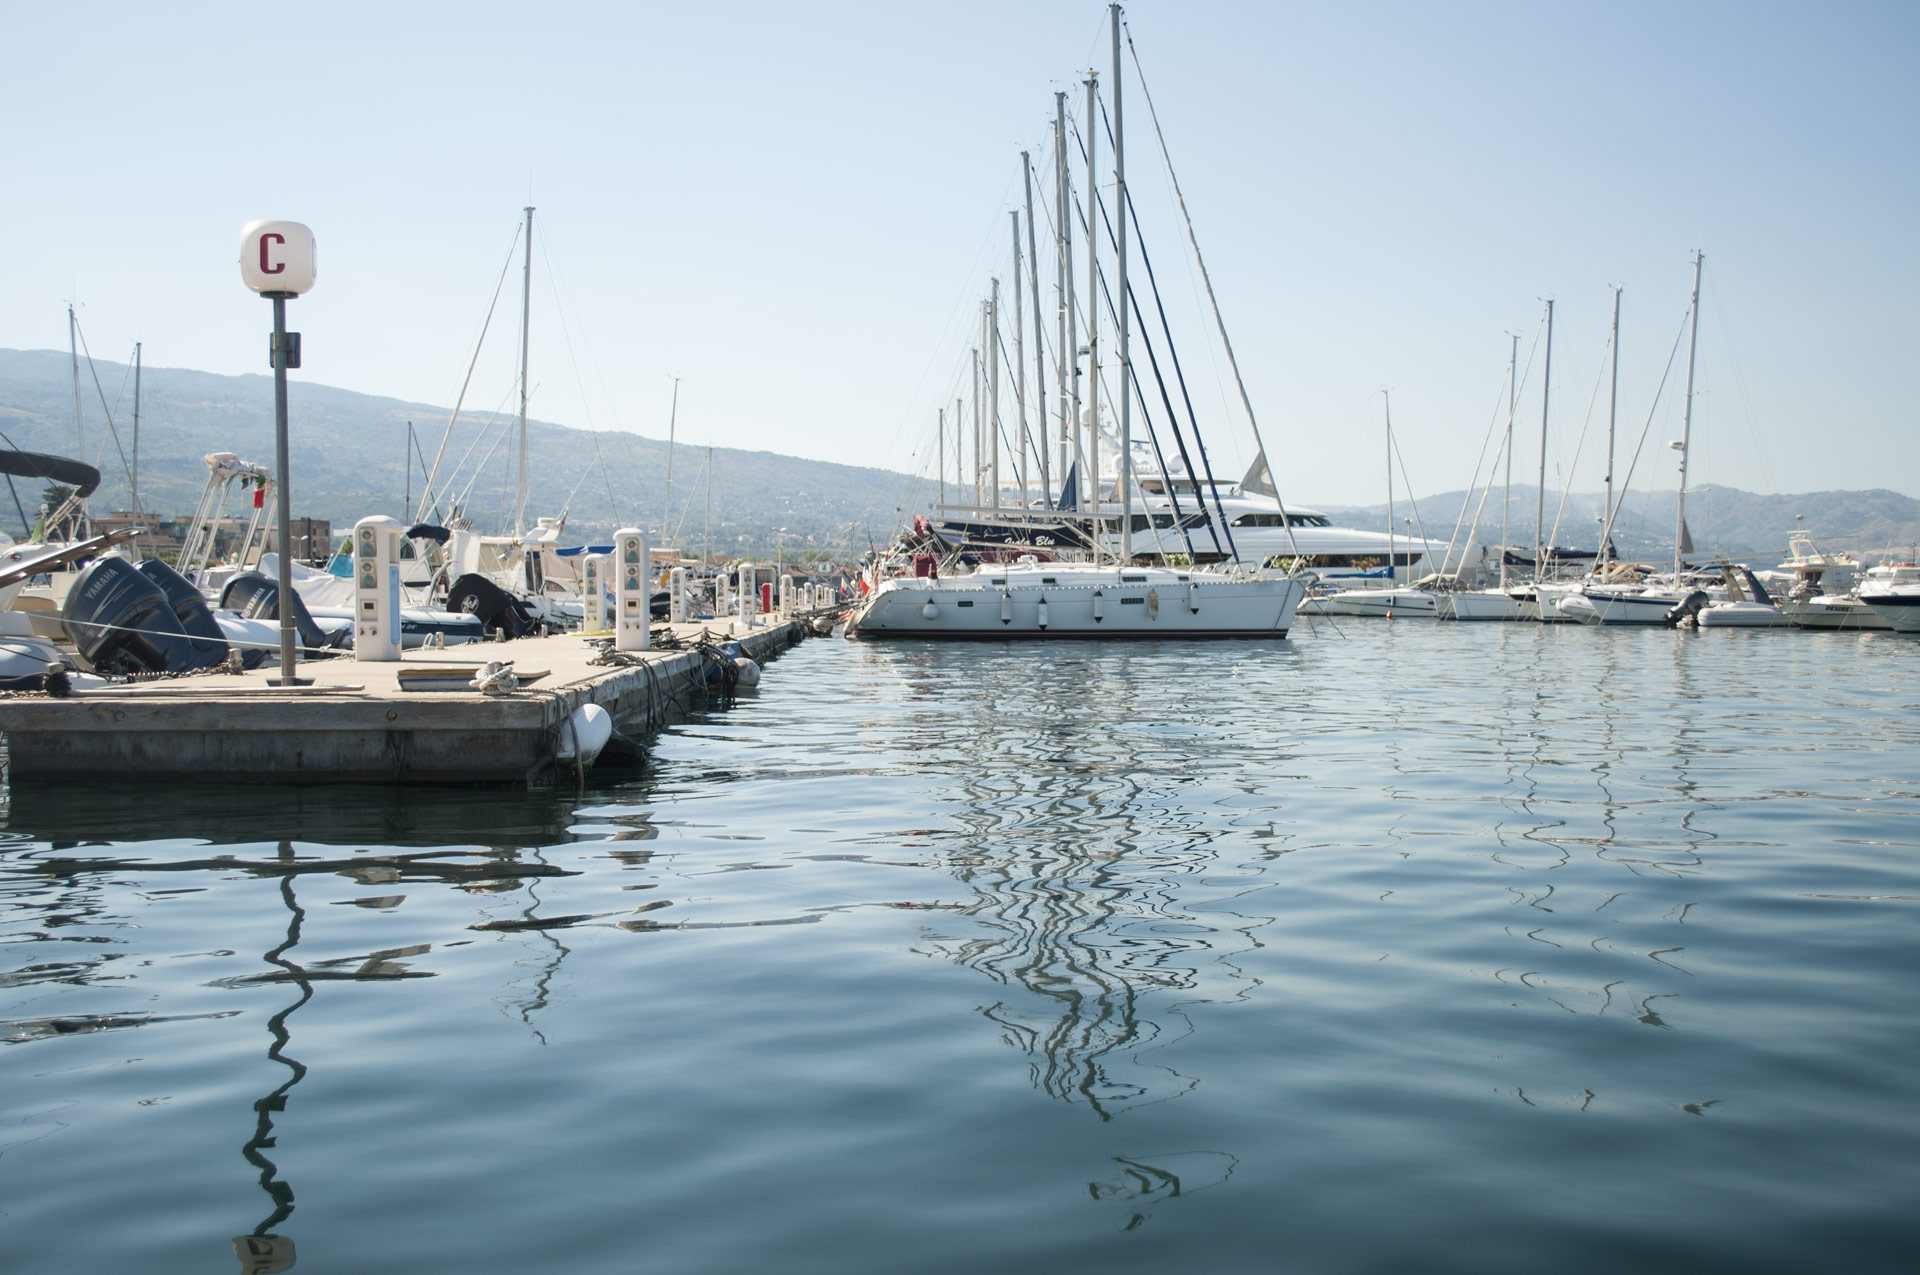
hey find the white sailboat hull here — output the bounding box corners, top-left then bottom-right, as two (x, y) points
(1437, 589), (1529, 621)
(847, 564), (1305, 639)
(1567, 588), (1686, 626)
(1328, 588), (1437, 618)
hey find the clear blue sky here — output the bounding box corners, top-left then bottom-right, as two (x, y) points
(6, 1), (1916, 507)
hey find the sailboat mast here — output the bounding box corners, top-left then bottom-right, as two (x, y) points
(1604, 286), (1621, 573)
(1535, 298), (1554, 580)
(514, 204), (534, 537)
(1057, 92), (1079, 513)
(988, 277), (1001, 510)
(1385, 390), (1396, 583)
(1011, 211), (1027, 515)
(131, 341), (142, 517)
(971, 340), (982, 508)
(1112, 2), (1133, 566)
(1675, 250), (1704, 579)
(1024, 151), (1047, 508)
(1084, 68), (1101, 554)
(1500, 333), (1516, 590)
(662, 376), (680, 540)
(937, 406), (946, 509)
(703, 443), (712, 569)
(69, 305), (84, 461)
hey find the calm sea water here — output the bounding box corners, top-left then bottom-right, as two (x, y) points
(3, 621), (1918, 1274)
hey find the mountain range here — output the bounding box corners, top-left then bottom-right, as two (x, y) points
(0, 348), (923, 560)
(1312, 483), (1920, 563)
(4, 347), (1914, 565)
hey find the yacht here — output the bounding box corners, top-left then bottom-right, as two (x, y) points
(1856, 561), (1920, 633)
(845, 557), (1305, 640)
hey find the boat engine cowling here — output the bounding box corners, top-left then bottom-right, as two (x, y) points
(1664, 590), (1712, 628)
(135, 559), (230, 660)
(64, 557), (227, 675)
(219, 572), (339, 650)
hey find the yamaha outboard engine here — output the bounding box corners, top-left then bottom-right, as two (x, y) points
(1663, 589), (1712, 628)
(445, 573), (537, 639)
(64, 557), (227, 675)
(218, 571), (340, 650)
(135, 558), (229, 661)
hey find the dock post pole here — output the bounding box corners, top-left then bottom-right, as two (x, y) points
(238, 219), (317, 685)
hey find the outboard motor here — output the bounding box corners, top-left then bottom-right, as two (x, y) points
(219, 571), (339, 650)
(1663, 589), (1712, 628)
(445, 573), (536, 639)
(64, 557), (227, 675)
(135, 558), (229, 661)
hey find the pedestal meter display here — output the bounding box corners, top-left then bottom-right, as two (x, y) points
(614, 527), (650, 652)
(353, 515), (403, 662)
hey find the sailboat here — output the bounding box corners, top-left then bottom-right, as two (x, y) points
(1563, 252), (1709, 626)
(853, 5), (1306, 640)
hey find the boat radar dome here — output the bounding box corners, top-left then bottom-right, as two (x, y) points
(239, 220), (316, 295)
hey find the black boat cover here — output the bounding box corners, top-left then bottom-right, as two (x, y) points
(0, 449), (101, 498)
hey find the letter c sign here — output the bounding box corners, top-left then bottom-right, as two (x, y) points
(239, 220), (315, 295)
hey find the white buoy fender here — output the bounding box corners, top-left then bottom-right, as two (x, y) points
(558, 702), (614, 765)
(732, 656), (762, 686)
(922, 599), (939, 620)
(1036, 596), (1048, 629)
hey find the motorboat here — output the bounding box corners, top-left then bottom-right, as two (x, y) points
(1695, 566), (1789, 628)
(269, 551), (484, 647)
(1856, 561), (1920, 633)
(845, 557), (1305, 640)
(1780, 593), (1891, 631)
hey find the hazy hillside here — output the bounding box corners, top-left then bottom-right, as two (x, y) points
(0, 348), (927, 559)
(1315, 483), (1920, 564)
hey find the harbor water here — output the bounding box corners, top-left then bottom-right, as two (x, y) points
(3, 621), (1917, 1273)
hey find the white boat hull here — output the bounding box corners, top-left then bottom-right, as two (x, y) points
(1858, 588), (1920, 633)
(1328, 588), (1437, 618)
(1437, 590), (1528, 621)
(1781, 597), (1892, 631)
(847, 564), (1305, 639)
(1568, 588), (1686, 626)
(1696, 601), (1789, 628)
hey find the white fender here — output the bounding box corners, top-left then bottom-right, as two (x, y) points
(557, 702), (614, 765)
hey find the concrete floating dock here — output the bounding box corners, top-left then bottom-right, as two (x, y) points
(0, 620), (808, 786)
